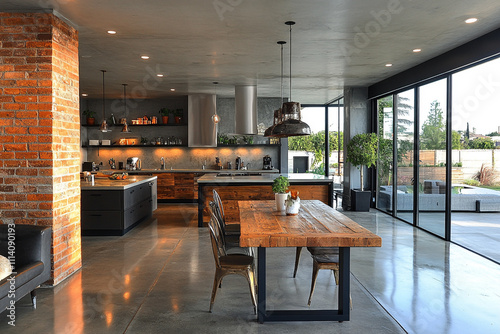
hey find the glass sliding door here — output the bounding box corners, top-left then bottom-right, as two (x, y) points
(376, 96), (394, 213)
(451, 57), (500, 263)
(395, 89), (415, 223)
(328, 99), (344, 206)
(418, 79), (447, 237)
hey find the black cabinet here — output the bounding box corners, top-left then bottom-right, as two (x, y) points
(81, 182), (153, 235)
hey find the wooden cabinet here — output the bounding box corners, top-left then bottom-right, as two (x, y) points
(154, 172), (204, 201)
(81, 182), (153, 235)
(198, 183), (332, 226)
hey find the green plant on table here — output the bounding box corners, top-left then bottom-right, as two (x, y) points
(174, 109), (183, 117)
(272, 176), (289, 194)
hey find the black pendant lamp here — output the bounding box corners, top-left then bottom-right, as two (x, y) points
(264, 41), (286, 137)
(99, 70), (112, 132)
(121, 84), (130, 132)
(272, 21), (311, 137)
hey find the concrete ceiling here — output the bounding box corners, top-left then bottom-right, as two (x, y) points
(2, 0), (500, 103)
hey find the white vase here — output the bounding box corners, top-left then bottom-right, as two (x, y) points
(275, 193), (288, 212)
(286, 197), (300, 215)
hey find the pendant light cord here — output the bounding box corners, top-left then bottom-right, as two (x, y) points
(289, 24), (292, 101)
(278, 41), (286, 106)
(101, 70), (106, 121)
(123, 84), (127, 113)
(285, 21), (295, 102)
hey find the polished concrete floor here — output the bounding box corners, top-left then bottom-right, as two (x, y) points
(394, 211), (500, 263)
(2, 204), (500, 333)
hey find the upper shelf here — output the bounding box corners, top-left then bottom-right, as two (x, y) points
(82, 123), (187, 127)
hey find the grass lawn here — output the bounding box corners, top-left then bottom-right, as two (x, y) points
(479, 185), (500, 191)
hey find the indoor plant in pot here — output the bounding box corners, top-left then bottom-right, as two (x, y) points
(272, 175), (289, 212)
(159, 108), (170, 124)
(174, 108), (183, 124)
(82, 109), (96, 125)
(346, 132), (378, 211)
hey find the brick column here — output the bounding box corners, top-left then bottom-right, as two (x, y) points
(0, 13), (81, 285)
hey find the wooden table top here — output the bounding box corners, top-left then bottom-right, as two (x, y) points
(239, 200), (382, 248)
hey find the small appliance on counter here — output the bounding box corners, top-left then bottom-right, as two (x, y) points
(263, 155), (273, 170)
(215, 157), (222, 170)
(126, 157), (141, 171)
(82, 161), (99, 172)
(235, 157), (242, 170)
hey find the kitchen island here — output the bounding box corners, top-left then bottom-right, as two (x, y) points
(197, 173), (334, 227)
(81, 175), (157, 235)
(105, 168), (279, 203)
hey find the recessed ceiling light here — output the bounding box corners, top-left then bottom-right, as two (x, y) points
(413, 48), (422, 53)
(157, 74), (164, 77)
(465, 18), (478, 24)
(141, 55), (150, 60)
(107, 30), (117, 35)
(81, 93), (88, 97)
(385, 63), (393, 67)
(170, 88), (175, 92)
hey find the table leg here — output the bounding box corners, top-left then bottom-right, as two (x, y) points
(339, 247), (350, 317)
(257, 247), (266, 323)
(256, 246), (350, 323)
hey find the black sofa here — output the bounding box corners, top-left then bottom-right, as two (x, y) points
(0, 225), (51, 313)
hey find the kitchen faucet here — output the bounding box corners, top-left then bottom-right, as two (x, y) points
(160, 157), (165, 170)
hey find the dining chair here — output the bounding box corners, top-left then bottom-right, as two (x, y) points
(208, 201), (250, 256)
(294, 246), (352, 308)
(207, 208), (257, 314)
(213, 189), (240, 235)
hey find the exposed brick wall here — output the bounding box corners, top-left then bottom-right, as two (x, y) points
(0, 12), (81, 285)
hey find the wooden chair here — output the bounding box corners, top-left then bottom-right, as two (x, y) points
(213, 189), (240, 235)
(207, 207), (257, 314)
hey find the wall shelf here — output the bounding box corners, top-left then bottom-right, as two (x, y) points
(82, 144), (186, 148)
(82, 123), (186, 127)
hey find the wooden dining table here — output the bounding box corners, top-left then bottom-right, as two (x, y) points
(238, 200), (382, 323)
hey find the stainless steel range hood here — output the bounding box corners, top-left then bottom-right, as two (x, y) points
(188, 94), (217, 147)
(234, 85), (257, 135)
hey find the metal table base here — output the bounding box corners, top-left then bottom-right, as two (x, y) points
(257, 247), (350, 323)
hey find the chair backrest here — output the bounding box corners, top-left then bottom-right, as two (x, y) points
(213, 189), (225, 219)
(208, 201), (227, 267)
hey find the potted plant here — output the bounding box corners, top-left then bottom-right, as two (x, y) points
(174, 108), (183, 124)
(82, 109), (96, 125)
(346, 133), (378, 211)
(272, 175), (289, 212)
(242, 135), (254, 145)
(159, 108), (169, 124)
(285, 190), (300, 215)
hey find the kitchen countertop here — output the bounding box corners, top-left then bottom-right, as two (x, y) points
(81, 175), (157, 190)
(100, 168), (279, 174)
(197, 173), (333, 184)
